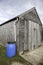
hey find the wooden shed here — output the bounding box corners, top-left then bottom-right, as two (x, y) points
(0, 7), (42, 52)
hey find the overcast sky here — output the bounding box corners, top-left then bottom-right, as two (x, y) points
(0, 0), (43, 24)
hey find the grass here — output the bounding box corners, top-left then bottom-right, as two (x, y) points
(0, 45), (32, 65)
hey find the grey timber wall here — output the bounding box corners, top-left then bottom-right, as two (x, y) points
(0, 20), (16, 46)
(28, 21), (41, 51)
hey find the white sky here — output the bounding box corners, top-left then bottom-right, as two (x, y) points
(0, 0), (43, 24)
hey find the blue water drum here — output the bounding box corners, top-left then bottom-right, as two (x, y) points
(6, 43), (16, 58)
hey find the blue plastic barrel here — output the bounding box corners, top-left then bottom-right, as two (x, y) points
(6, 43), (16, 58)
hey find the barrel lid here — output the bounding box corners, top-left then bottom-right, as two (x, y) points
(7, 41), (16, 44)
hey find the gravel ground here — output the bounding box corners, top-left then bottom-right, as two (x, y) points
(20, 46), (43, 65)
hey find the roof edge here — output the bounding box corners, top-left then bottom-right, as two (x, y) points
(0, 17), (19, 26)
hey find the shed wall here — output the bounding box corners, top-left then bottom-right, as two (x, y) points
(16, 18), (42, 52)
(0, 20), (16, 46)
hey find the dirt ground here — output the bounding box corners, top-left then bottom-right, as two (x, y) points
(20, 46), (43, 65)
